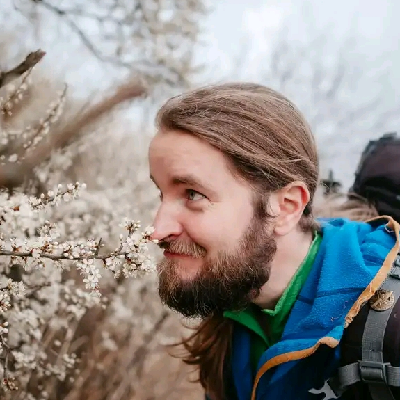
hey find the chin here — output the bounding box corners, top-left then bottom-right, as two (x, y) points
(157, 255), (203, 281)
(176, 264), (202, 282)
(169, 258), (202, 280)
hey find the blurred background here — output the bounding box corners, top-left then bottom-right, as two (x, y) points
(1, 0), (399, 399)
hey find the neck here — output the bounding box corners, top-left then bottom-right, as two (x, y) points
(253, 227), (314, 310)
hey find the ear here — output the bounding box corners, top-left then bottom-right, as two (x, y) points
(271, 181), (311, 236)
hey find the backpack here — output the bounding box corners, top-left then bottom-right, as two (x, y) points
(350, 132), (400, 223)
(325, 133), (400, 399)
(327, 242), (400, 400)
(326, 131), (400, 399)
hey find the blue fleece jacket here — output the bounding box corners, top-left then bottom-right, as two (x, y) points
(230, 217), (399, 400)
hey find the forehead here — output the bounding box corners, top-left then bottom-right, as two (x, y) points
(148, 129), (233, 187)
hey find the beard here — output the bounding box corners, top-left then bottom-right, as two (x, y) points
(156, 207), (277, 319)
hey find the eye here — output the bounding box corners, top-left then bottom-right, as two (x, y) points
(186, 189), (206, 201)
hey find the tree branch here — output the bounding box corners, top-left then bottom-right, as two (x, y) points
(0, 248), (126, 262)
(0, 50), (45, 89)
(0, 82), (146, 189)
(37, 0), (134, 69)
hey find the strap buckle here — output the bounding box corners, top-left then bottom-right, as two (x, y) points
(359, 360), (390, 384)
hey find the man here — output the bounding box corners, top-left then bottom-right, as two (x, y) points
(147, 82), (400, 400)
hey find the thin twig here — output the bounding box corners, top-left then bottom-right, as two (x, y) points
(38, 1), (131, 69)
(109, 311), (170, 400)
(0, 50), (45, 89)
(0, 249), (131, 261)
(0, 82), (146, 189)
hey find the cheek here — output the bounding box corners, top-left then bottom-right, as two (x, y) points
(182, 218), (220, 250)
(182, 206), (253, 253)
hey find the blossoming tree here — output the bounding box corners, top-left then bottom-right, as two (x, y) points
(0, 50), (160, 400)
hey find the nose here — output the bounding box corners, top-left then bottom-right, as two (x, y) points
(150, 202), (183, 242)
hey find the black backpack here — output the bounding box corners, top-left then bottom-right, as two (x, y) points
(327, 133), (400, 399)
(350, 132), (400, 222)
(327, 241), (400, 400)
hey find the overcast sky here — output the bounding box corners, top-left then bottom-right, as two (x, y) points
(2, 0), (400, 187)
(197, 0), (400, 187)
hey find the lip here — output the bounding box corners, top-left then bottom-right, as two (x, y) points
(163, 250), (192, 258)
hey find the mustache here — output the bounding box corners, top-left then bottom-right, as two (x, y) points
(158, 239), (207, 258)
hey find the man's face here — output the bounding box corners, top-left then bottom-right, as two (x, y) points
(148, 129), (277, 318)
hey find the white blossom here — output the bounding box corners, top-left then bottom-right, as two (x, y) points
(0, 39), (170, 400)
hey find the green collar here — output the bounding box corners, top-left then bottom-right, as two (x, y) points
(224, 231), (322, 347)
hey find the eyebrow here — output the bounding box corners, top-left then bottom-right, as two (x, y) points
(171, 174), (206, 188)
(150, 174), (214, 194)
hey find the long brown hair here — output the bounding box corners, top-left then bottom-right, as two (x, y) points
(156, 82), (321, 399)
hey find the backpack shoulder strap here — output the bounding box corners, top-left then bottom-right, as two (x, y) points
(328, 251), (400, 399)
